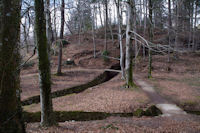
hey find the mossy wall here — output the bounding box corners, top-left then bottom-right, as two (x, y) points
(23, 105), (162, 123)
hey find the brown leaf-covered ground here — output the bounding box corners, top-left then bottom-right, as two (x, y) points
(27, 115), (200, 133)
(22, 38), (200, 132)
(23, 74), (149, 113)
(136, 53), (200, 111)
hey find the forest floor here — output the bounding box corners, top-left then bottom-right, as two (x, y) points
(22, 36), (200, 132)
(136, 53), (200, 112)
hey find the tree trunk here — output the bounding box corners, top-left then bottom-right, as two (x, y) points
(34, 0), (55, 126)
(23, 18), (29, 53)
(98, 3), (103, 28)
(125, 0), (135, 87)
(57, 0), (65, 75)
(143, 0), (147, 58)
(0, 0), (25, 132)
(45, 0), (54, 53)
(188, 1), (193, 50)
(193, 0), (198, 51)
(168, 0), (172, 62)
(133, 0), (137, 70)
(108, 9), (114, 45)
(54, 0), (57, 40)
(139, 0), (142, 26)
(104, 0), (108, 51)
(115, 0), (125, 79)
(175, 0), (183, 49)
(92, 5), (96, 58)
(148, 0), (153, 79)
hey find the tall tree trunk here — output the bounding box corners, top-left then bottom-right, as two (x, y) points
(139, 0), (142, 26)
(148, 0), (153, 79)
(168, 0), (172, 62)
(115, 0), (125, 79)
(175, 0), (183, 50)
(54, 0), (57, 40)
(133, 0), (137, 70)
(108, 9), (114, 45)
(193, 0), (198, 51)
(23, 18), (29, 53)
(188, 1), (193, 50)
(104, 0), (108, 51)
(0, 0), (25, 132)
(98, 3), (103, 28)
(57, 0), (65, 75)
(143, 0), (147, 58)
(92, 5), (96, 58)
(45, 0), (54, 53)
(35, 0), (55, 126)
(125, 0), (135, 87)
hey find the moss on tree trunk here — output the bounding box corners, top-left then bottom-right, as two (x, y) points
(34, 0), (56, 127)
(125, 0), (137, 88)
(0, 0), (25, 132)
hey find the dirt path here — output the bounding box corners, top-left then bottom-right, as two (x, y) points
(134, 75), (187, 116)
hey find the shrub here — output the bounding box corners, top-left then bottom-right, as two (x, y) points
(102, 50), (110, 62)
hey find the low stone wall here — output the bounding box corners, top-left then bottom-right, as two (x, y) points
(22, 64), (120, 106)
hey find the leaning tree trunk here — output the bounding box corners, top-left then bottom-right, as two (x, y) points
(57, 0), (65, 75)
(125, 0), (136, 88)
(34, 0), (55, 127)
(0, 0), (25, 132)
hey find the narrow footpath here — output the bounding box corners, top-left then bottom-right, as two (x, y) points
(134, 75), (186, 116)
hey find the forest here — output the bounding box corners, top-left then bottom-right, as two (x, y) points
(0, 0), (200, 132)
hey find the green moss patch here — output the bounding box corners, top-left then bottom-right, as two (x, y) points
(133, 105), (162, 117)
(145, 105), (162, 116)
(133, 109), (145, 117)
